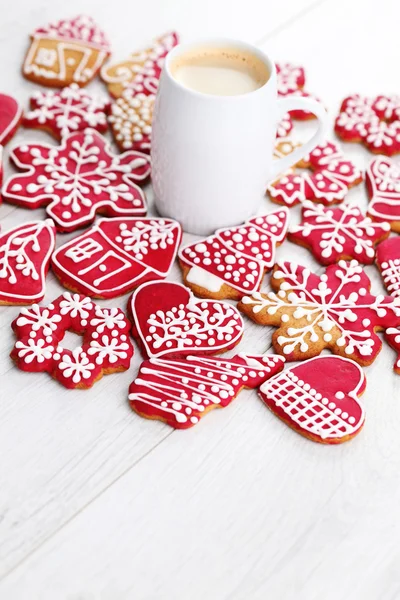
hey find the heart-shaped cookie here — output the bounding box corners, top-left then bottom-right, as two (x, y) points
(0, 93), (23, 146)
(259, 356), (366, 444)
(367, 156), (400, 232)
(130, 281), (244, 359)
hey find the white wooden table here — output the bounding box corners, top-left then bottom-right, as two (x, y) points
(1, 0), (400, 598)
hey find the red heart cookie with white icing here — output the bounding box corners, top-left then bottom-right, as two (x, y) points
(0, 93), (23, 145)
(367, 156), (400, 232)
(52, 217), (182, 299)
(376, 237), (400, 299)
(129, 353), (285, 429)
(289, 201), (390, 265)
(130, 281), (244, 359)
(3, 129), (150, 232)
(179, 209), (289, 300)
(0, 220), (56, 305)
(259, 356), (366, 444)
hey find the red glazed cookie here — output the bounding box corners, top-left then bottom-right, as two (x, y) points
(129, 353), (285, 429)
(109, 91), (154, 153)
(335, 95), (400, 156)
(23, 15), (111, 87)
(130, 280), (244, 359)
(376, 237), (400, 298)
(179, 209), (289, 300)
(259, 356), (366, 444)
(386, 328), (400, 374)
(11, 292), (133, 389)
(52, 217), (182, 299)
(267, 141), (363, 207)
(23, 84), (110, 140)
(0, 93), (23, 145)
(3, 129), (150, 232)
(101, 32), (179, 98)
(366, 156), (400, 232)
(0, 220), (56, 305)
(289, 201), (390, 265)
(238, 260), (400, 366)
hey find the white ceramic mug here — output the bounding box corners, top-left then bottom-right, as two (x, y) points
(151, 38), (328, 235)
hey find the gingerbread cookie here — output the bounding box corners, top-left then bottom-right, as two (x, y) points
(289, 201), (390, 265)
(376, 237), (400, 298)
(0, 220), (55, 305)
(130, 280), (244, 359)
(0, 93), (23, 145)
(11, 292), (133, 389)
(238, 260), (400, 366)
(267, 140), (363, 207)
(129, 353), (285, 429)
(52, 217), (182, 299)
(101, 31), (179, 98)
(179, 209), (289, 300)
(386, 327), (400, 374)
(259, 356), (366, 444)
(23, 84), (110, 140)
(366, 156), (400, 232)
(109, 91), (154, 153)
(335, 95), (400, 156)
(23, 15), (111, 87)
(3, 129), (150, 232)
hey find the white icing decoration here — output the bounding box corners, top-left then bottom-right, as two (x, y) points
(109, 91), (154, 151)
(367, 156), (400, 225)
(186, 265), (223, 292)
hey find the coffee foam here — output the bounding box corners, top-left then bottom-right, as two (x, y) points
(170, 47), (270, 96)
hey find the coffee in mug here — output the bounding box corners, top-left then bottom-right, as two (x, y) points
(170, 47), (270, 96)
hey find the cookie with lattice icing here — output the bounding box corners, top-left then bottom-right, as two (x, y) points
(52, 217), (182, 299)
(129, 353), (285, 429)
(259, 356), (366, 444)
(3, 129), (150, 232)
(130, 280), (244, 359)
(11, 292), (134, 389)
(335, 95), (400, 156)
(23, 15), (111, 87)
(179, 209), (289, 300)
(238, 260), (400, 366)
(289, 201), (390, 265)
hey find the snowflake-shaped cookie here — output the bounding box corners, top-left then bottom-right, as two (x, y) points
(101, 31), (179, 98)
(109, 91), (154, 153)
(366, 156), (400, 232)
(23, 84), (110, 140)
(289, 201), (390, 265)
(238, 260), (400, 365)
(11, 292), (133, 389)
(335, 95), (400, 156)
(3, 129), (150, 232)
(267, 140), (363, 207)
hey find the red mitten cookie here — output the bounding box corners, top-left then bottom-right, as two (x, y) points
(179, 209), (289, 300)
(238, 260), (400, 366)
(11, 292), (133, 389)
(3, 129), (150, 232)
(130, 281), (244, 359)
(23, 15), (111, 87)
(376, 237), (400, 298)
(0, 220), (55, 305)
(109, 91), (154, 153)
(335, 95), (400, 156)
(23, 84), (110, 140)
(367, 156), (400, 232)
(129, 353), (285, 429)
(268, 141), (363, 207)
(101, 32), (179, 98)
(0, 93), (23, 145)
(386, 327), (400, 374)
(289, 201), (390, 265)
(259, 356), (366, 444)
(52, 217), (182, 299)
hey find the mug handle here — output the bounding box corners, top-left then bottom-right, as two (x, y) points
(269, 96), (328, 181)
